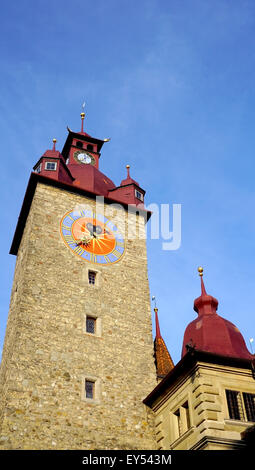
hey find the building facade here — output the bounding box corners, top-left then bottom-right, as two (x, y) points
(144, 270), (255, 449)
(0, 114), (254, 450)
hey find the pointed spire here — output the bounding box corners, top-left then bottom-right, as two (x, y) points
(152, 302), (174, 378)
(154, 307), (161, 339)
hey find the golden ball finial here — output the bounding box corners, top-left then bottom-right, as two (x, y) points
(80, 112), (85, 119)
(198, 266), (203, 276)
(126, 164), (130, 169)
(53, 138), (57, 143)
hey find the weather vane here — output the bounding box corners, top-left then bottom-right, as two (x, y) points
(81, 101), (86, 132)
(151, 296), (157, 309)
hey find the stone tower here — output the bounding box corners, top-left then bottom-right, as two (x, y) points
(0, 113), (157, 449)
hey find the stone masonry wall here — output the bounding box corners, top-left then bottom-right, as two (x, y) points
(0, 182), (157, 449)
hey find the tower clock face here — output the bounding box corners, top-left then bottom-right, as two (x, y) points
(73, 150), (96, 166)
(60, 209), (125, 265)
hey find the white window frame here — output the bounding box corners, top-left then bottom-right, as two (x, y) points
(35, 163), (42, 173)
(45, 161), (57, 171)
(135, 189), (144, 201)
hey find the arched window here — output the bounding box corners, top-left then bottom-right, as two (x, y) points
(76, 141), (83, 148)
(87, 144), (94, 152)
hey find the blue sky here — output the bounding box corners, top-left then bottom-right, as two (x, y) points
(1, 0), (255, 364)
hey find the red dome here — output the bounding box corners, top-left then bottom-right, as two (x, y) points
(181, 273), (253, 360)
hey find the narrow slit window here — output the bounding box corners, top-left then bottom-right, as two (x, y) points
(85, 380), (95, 399)
(173, 408), (181, 437)
(88, 271), (96, 285)
(86, 316), (96, 334)
(183, 401), (190, 430)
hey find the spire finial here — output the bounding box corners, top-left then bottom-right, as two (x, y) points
(52, 138), (57, 151)
(198, 266), (207, 295)
(198, 266), (203, 276)
(80, 102), (85, 133)
(126, 164), (130, 178)
(152, 296), (161, 338)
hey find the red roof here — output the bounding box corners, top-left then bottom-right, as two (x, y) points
(154, 308), (174, 377)
(68, 163), (116, 196)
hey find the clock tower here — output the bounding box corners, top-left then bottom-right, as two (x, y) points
(0, 113), (157, 449)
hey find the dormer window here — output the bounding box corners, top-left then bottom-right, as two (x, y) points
(76, 141), (83, 148)
(87, 144), (94, 152)
(45, 162), (57, 171)
(135, 189), (143, 201)
(35, 163), (41, 173)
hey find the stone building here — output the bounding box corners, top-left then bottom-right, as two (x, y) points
(144, 269), (255, 449)
(0, 113), (254, 449)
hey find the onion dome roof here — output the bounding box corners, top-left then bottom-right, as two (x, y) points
(181, 268), (253, 361)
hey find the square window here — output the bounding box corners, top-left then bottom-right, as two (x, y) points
(45, 162), (57, 171)
(85, 379), (95, 399)
(226, 389), (255, 422)
(88, 270), (96, 285)
(86, 316), (96, 334)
